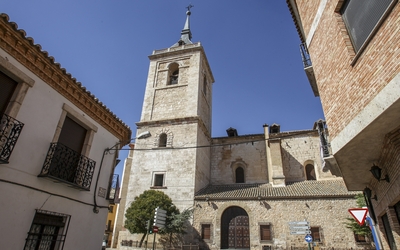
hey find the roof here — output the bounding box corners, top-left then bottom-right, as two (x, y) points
(0, 13), (132, 144)
(195, 179), (359, 200)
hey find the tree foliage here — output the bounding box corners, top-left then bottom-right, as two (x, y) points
(124, 190), (179, 246)
(344, 194), (372, 238)
(159, 208), (193, 247)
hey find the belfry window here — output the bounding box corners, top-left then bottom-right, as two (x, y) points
(168, 63), (179, 85)
(159, 133), (167, 147)
(235, 167), (245, 183)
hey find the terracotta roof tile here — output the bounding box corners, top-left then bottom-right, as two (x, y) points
(195, 180), (358, 200)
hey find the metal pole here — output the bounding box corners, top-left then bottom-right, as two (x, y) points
(152, 232), (156, 250)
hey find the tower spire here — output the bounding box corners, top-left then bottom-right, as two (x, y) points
(171, 5), (194, 47)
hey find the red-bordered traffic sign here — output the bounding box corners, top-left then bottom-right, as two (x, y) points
(348, 208), (368, 226)
(153, 226), (159, 233)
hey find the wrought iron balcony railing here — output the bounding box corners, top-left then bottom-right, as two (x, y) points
(0, 113), (24, 164)
(107, 174), (120, 204)
(300, 42), (312, 68)
(39, 142), (96, 191)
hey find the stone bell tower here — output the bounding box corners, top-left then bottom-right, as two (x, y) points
(126, 7), (215, 211)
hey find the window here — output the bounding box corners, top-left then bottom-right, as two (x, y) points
(0, 56), (34, 163)
(24, 210), (71, 250)
(310, 227), (321, 242)
(236, 167), (245, 183)
(381, 214), (396, 250)
(0, 71), (18, 114)
(354, 233), (366, 243)
(203, 75), (207, 95)
(341, 0), (395, 52)
(154, 174), (164, 187)
(305, 164), (316, 180)
(159, 133), (167, 147)
(201, 224), (211, 240)
(394, 200), (400, 225)
(168, 63), (179, 85)
(39, 104), (97, 190)
(260, 225), (272, 241)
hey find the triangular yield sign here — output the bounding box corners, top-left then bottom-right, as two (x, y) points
(348, 208), (368, 226)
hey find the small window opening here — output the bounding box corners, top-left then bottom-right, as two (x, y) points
(154, 174), (164, 187)
(270, 124), (280, 134)
(305, 164), (316, 180)
(236, 167), (244, 183)
(159, 133), (167, 147)
(203, 75), (207, 95)
(310, 227), (321, 242)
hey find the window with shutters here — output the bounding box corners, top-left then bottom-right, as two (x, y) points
(260, 224), (272, 241)
(310, 227), (321, 242)
(0, 57), (34, 164)
(201, 224), (211, 240)
(340, 0), (396, 53)
(39, 104), (97, 190)
(24, 209), (71, 250)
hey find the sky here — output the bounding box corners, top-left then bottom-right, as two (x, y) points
(2, 0), (325, 175)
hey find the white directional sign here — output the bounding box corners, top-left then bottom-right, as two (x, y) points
(289, 221), (310, 235)
(290, 230), (311, 235)
(288, 221), (310, 226)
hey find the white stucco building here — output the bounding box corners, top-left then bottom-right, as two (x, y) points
(0, 13), (131, 250)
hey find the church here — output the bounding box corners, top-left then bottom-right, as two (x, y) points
(115, 9), (366, 250)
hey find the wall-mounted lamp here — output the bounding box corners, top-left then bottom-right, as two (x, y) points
(364, 187), (377, 201)
(370, 165), (390, 182)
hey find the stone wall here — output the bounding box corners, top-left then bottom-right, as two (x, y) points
(193, 198), (363, 249)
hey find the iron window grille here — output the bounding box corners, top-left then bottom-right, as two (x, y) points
(107, 174), (121, 204)
(0, 113), (24, 164)
(24, 209), (71, 250)
(39, 142), (96, 191)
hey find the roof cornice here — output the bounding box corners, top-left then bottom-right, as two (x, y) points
(0, 13), (131, 144)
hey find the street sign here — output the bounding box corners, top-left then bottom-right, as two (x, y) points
(348, 208), (368, 226)
(154, 207), (167, 228)
(153, 226), (159, 233)
(305, 234), (313, 243)
(289, 226), (310, 230)
(288, 221), (310, 226)
(290, 230), (311, 235)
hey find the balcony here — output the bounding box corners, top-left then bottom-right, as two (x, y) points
(107, 174), (121, 204)
(39, 142), (96, 191)
(300, 43), (319, 97)
(0, 113), (24, 164)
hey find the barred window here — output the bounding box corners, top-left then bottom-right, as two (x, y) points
(24, 210), (71, 250)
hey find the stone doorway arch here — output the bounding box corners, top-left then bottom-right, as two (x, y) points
(221, 206), (249, 249)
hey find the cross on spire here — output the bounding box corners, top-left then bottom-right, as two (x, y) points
(186, 4), (194, 12)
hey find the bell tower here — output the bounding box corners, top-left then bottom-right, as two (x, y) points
(126, 7), (214, 211)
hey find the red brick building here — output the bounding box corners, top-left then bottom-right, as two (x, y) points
(286, 1), (400, 249)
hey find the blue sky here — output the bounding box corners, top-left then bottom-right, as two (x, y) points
(2, 1), (324, 175)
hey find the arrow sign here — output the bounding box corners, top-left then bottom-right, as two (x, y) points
(305, 234), (313, 243)
(348, 208), (368, 226)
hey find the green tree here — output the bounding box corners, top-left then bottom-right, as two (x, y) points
(159, 208), (193, 247)
(124, 190), (179, 247)
(344, 194), (372, 244)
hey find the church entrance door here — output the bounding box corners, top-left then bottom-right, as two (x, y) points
(221, 206), (249, 249)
